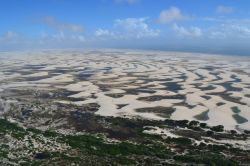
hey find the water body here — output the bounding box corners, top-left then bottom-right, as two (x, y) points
(162, 82), (183, 93)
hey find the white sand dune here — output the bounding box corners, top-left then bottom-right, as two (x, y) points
(0, 49), (250, 132)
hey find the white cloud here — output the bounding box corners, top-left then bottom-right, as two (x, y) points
(173, 24), (202, 37)
(209, 24), (250, 39)
(37, 16), (85, 44)
(95, 17), (160, 39)
(158, 7), (188, 24)
(95, 29), (114, 37)
(115, 18), (160, 38)
(114, 0), (140, 5)
(0, 31), (21, 43)
(216, 6), (234, 14)
(40, 31), (85, 43)
(210, 31), (226, 39)
(52, 31), (65, 41)
(41, 16), (84, 33)
(231, 25), (250, 36)
(77, 35), (86, 42)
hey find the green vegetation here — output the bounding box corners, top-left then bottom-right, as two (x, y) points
(165, 137), (192, 145)
(0, 118), (248, 166)
(0, 118), (173, 165)
(0, 118), (27, 139)
(174, 153), (239, 166)
(189, 120), (200, 126)
(211, 125), (224, 132)
(200, 122), (207, 128)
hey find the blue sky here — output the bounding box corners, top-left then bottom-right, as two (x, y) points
(1, 0), (250, 55)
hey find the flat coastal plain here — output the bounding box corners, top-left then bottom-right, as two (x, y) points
(0, 50), (250, 165)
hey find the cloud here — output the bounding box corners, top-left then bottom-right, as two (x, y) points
(95, 29), (114, 37)
(209, 31), (226, 39)
(230, 25), (250, 36)
(114, 0), (140, 5)
(0, 31), (22, 44)
(216, 6), (234, 14)
(158, 7), (188, 24)
(95, 17), (160, 39)
(210, 24), (250, 39)
(37, 16), (85, 45)
(40, 31), (85, 43)
(115, 18), (160, 38)
(173, 24), (202, 37)
(76, 35), (86, 42)
(0, 18), (86, 50)
(52, 31), (65, 41)
(41, 16), (84, 32)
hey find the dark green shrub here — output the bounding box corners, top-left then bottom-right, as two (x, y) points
(211, 125), (224, 132)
